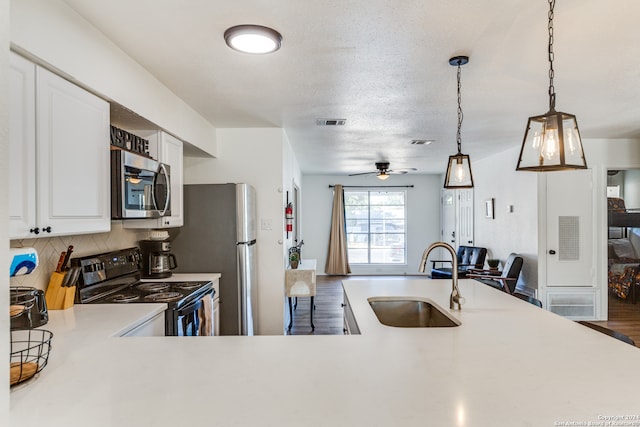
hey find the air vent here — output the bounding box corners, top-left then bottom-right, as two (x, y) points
(316, 119), (346, 126)
(410, 139), (434, 145)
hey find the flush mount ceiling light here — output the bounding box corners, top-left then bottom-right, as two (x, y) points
(516, 0), (587, 171)
(224, 25), (282, 54)
(444, 56), (474, 189)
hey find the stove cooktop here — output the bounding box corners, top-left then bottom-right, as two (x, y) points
(89, 280), (213, 308)
(72, 248), (213, 308)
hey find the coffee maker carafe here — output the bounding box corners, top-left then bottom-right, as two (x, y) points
(139, 239), (177, 279)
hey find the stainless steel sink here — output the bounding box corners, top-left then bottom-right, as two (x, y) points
(368, 297), (461, 328)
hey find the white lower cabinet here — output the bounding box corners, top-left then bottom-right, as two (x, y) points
(120, 312), (165, 337)
(342, 289), (360, 335)
(124, 131), (184, 229)
(9, 52), (110, 239)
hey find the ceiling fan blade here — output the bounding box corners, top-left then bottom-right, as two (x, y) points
(387, 168), (417, 174)
(348, 171), (378, 176)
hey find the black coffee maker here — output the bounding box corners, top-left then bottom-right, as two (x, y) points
(139, 239), (177, 279)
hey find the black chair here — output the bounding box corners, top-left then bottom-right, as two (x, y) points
(513, 292), (543, 308)
(577, 321), (636, 346)
(466, 253), (523, 294)
(430, 246), (487, 279)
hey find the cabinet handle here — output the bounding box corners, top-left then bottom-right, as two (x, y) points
(42, 226), (52, 233)
(341, 303), (345, 307)
(30, 227), (40, 235)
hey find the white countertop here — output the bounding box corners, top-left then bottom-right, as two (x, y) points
(10, 278), (640, 426)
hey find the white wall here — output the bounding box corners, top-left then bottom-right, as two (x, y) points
(1, 0), (10, 418)
(472, 147), (539, 290)
(184, 128), (292, 335)
(301, 174), (441, 275)
(10, 0), (216, 156)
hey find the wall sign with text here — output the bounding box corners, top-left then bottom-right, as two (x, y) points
(110, 125), (150, 157)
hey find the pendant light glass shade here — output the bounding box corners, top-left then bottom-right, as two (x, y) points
(516, 110), (586, 171)
(444, 153), (473, 188)
(516, 0), (587, 172)
(443, 55), (474, 189)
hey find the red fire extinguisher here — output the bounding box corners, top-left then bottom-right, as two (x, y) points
(285, 203), (293, 233)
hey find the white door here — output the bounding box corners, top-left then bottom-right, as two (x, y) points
(545, 170), (594, 286)
(458, 189), (474, 246)
(36, 66), (110, 236)
(441, 189), (456, 247)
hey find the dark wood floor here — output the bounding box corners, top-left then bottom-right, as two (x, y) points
(285, 275), (345, 335)
(286, 276), (640, 345)
(591, 293), (640, 346)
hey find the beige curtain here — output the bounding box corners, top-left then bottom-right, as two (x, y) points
(325, 185), (351, 274)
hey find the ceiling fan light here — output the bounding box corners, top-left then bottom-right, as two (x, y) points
(224, 25), (282, 54)
(376, 172), (390, 180)
(444, 153), (473, 188)
(516, 110), (587, 171)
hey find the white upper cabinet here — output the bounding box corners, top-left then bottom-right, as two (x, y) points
(9, 52), (37, 238)
(9, 52), (111, 239)
(124, 131), (184, 229)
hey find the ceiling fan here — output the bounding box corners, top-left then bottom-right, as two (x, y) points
(348, 161), (417, 180)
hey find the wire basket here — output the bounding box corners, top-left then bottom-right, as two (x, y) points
(10, 329), (53, 386)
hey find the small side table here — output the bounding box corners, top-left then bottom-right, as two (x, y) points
(285, 259), (317, 331)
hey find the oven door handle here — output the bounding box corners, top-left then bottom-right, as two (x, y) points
(175, 288), (214, 336)
(175, 288), (214, 316)
(152, 163), (171, 216)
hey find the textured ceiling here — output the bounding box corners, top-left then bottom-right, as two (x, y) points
(63, 0), (640, 175)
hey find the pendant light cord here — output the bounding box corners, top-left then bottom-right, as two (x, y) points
(456, 61), (463, 154)
(548, 0), (556, 111)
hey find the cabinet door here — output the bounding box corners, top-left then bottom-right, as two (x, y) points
(9, 52), (37, 239)
(160, 132), (183, 227)
(36, 67), (110, 236)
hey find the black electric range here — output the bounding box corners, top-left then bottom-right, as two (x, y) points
(72, 247), (214, 336)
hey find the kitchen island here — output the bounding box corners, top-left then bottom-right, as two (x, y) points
(10, 278), (640, 426)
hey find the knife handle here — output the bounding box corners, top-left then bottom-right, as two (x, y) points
(61, 245), (74, 271)
(55, 252), (66, 273)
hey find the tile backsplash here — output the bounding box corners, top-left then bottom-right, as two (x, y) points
(10, 222), (150, 291)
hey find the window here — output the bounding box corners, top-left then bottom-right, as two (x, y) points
(344, 190), (406, 264)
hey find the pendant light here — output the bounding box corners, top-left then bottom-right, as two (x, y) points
(516, 0), (587, 171)
(444, 56), (474, 189)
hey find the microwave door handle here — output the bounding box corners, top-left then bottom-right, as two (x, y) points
(153, 163), (171, 216)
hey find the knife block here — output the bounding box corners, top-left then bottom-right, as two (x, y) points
(44, 271), (72, 310)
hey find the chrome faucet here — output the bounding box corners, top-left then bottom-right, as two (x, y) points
(419, 241), (464, 310)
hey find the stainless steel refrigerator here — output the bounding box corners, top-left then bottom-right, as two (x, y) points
(171, 183), (257, 336)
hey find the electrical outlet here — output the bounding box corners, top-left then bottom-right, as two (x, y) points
(261, 219), (272, 230)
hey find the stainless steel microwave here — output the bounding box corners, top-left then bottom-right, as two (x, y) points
(111, 149), (171, 219)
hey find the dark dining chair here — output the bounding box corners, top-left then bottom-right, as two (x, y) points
(466, 253), (523, 294)
(513, 292), (543, 308)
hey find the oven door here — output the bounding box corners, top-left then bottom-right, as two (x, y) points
(167, 289), (214, 336)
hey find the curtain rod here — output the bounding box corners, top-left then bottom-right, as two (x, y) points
(328, 185), (414, 188)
